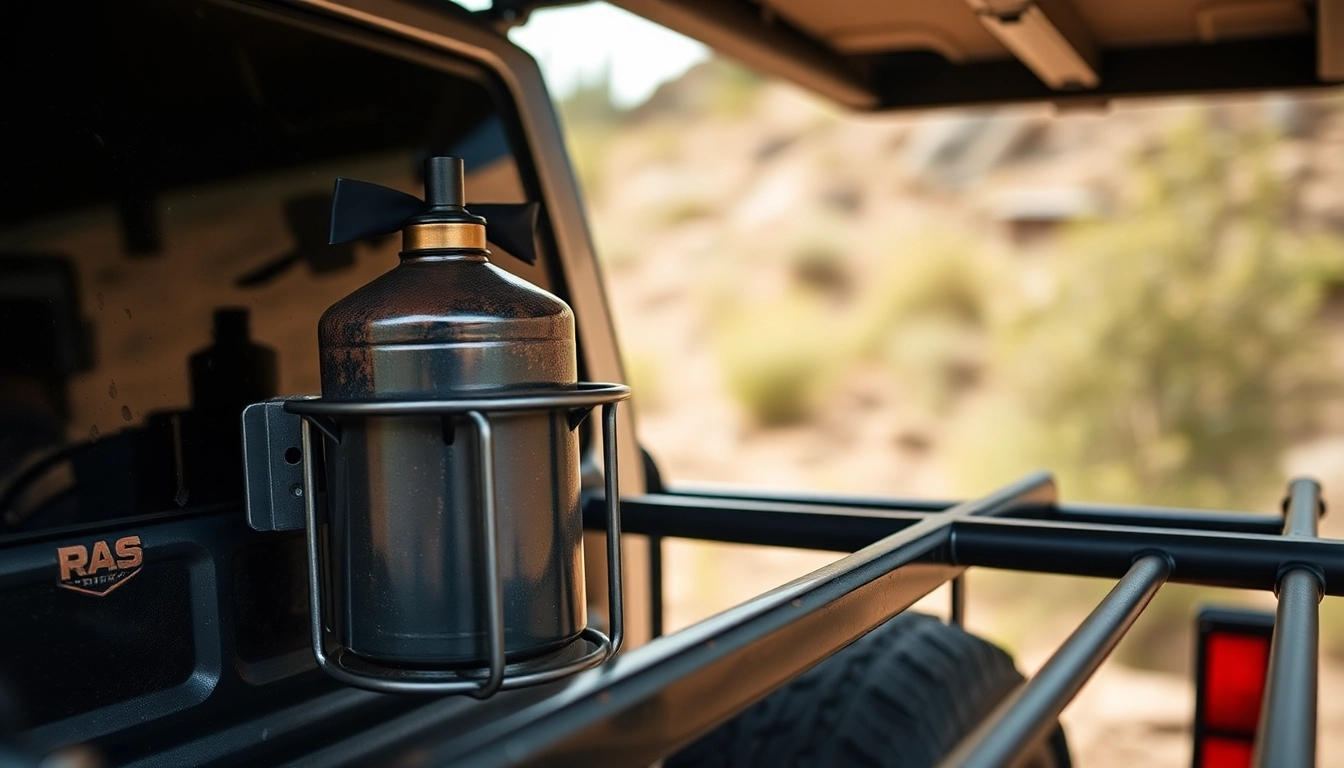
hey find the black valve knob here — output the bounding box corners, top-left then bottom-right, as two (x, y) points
(327, 156), (540, 264)
(423, 156), (467, 210)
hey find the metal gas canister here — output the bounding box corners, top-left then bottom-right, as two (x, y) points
(317, 157), (584, 667)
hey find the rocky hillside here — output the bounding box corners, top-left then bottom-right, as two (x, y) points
(570, 61), (1344, 504)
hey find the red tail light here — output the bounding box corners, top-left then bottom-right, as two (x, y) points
(1193, 608), (1274, 768)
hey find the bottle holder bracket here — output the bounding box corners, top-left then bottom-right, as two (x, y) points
(250, 383), (629, 696)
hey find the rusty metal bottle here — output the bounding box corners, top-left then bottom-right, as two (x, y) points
(318, 157), (584, 667)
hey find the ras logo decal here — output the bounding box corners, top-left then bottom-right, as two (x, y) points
(56, 536), (143, 596)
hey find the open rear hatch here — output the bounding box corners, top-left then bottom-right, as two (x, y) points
(604, 0), (1343, 109)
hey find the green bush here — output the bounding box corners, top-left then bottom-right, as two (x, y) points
(715, 295), (840, 427)
(657, 197), (717, 228)
(857, 234), (996, 414)
(789, 242), (852, 299)
(623, 350), (665, 411)
(698, 57), (765, 118)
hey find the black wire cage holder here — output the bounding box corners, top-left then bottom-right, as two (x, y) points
(277, 384), (631, 697)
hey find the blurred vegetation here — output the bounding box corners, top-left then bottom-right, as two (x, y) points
(556, 68), (624, 198)
(700, 60), (765, 118)
(858, 235), (997, 415)
(955, 114), (1341, 510)
(622, 349), (666, 411)
(715, 294), (841, 426)
(658, 197), (717, 227)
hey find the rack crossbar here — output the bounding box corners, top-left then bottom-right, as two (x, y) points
(938, 555), (1170, 768)
(591, 494), (1289, 554)
(662, 486), (1286, 534)
(951, 517), (1344, 595)
(589, 495), (1344, 594)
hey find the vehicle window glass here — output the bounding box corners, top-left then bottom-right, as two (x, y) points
(0, 0), (538, 537)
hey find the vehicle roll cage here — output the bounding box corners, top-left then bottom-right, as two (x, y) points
(353, 471), (1331, 768)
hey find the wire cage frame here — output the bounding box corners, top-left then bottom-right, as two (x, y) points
(285, 384), (630, 697)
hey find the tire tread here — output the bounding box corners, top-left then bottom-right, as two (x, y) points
(666, 612), (1059, 768)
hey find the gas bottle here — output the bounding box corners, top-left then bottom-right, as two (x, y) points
(318, 157), (583, 667)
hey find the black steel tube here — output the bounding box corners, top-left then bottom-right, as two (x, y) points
(1041, 502), (1284, 535)
(665, 485), (1285, 535)
(603, 494), (1284, 551)
(600, 403), (625, 654)
(649, 535), (665, 639)
(466, 411), (506, 698)
(1255, 569), (1321, 768)
(583, 494), (928, 552)
(592, 496), (1344, 594)
(668, 484), (951, 512)
(284, 383), (630, 416)
(938, 555), (1171, 768)
(1281, 477), (1323, 538)
(370, 473), (1055, 768)
(950, 574), (966, 627)
(1254, 478), (1324, 768)
(951, 517), (1344, 595)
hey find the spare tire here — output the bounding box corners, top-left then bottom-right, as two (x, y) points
(665, 611), (1070, 768)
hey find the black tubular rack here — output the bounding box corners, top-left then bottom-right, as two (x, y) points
(351, 470), (1331, 768)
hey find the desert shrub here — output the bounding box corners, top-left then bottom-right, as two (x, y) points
(789, 243), (851, 299)
(1322, 600), (1344, 657)
(622, 350), (665, 411)
(857, 234), (997, 413)
(657, 197), (717, 227)
(705, 58), (764, 118)
(715, 295), (840, 427)
(861, 236), (990, 333)
(562, 125), (614, 201)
